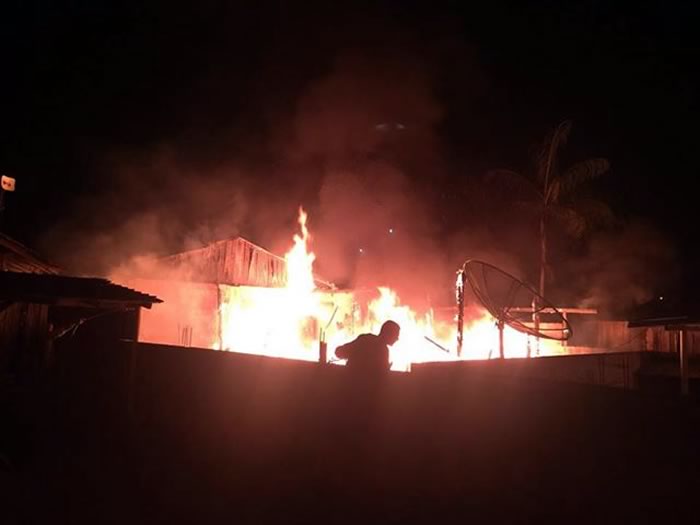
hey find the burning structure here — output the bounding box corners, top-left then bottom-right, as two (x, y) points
(115, 207), (580, 371)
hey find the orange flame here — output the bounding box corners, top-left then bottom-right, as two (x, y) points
(216, 207), (565, 370)
(285, 207), (316, 305)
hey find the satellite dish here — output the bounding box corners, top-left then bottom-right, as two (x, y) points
(456, 259), (572, 358)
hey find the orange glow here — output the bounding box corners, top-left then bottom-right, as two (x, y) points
(215, 207), (566, 371)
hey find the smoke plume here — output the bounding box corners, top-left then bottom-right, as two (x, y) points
(564, 220), (679, 313)
(35, 38), (676, 315)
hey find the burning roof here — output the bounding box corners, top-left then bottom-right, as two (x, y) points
(116, 208), (573, 370)
(159, 236), (333, 289)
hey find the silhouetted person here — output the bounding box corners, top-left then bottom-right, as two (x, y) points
(335, 320), (400, 372)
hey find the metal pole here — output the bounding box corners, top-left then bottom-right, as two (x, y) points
(680, 329), (688, 396)
(0, 189), (5, 231)
(456, 270), (465, 357)
(532, 296), (540, 355)
(498, 319), (505, 359)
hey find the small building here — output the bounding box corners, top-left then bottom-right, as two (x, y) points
(117, 236), (349, 353)
(0, 271), (161, 379)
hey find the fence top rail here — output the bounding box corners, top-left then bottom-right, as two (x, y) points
(628, 315), (700, 328)
(434, 306), (598, 315)
(664, 324), (700, 332)
(508, 307), (598, 315)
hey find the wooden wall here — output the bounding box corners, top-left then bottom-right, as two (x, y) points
(120, 278), (219, 349)
(0, 302), (49, 375)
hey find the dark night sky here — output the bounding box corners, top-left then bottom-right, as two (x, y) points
(1, 1), (698, 303)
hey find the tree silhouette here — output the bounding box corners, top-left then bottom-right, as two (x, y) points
(487, 120), (611, 299)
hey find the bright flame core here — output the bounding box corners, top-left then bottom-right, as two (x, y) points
(217, 207), (565, 370)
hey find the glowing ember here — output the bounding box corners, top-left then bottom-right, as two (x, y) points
(214, 207), (566, 370)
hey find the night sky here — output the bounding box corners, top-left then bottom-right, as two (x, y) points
(1, 1), (698, 306)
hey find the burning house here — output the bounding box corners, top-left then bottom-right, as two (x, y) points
(118, 210), (372, 362)
(114, 208), (589, 371)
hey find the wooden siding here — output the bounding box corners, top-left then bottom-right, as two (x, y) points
(0, 302), (49, 374)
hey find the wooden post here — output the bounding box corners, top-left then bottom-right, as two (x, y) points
(128, 307), (141, 418)
(319, 340), (327, 365)
(217, 285), (224, 350)
(680, 329), (689, 396)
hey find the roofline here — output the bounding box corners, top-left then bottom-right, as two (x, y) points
(0, 272), (162, 308)
(0, 232), (61, 274)
(160, 236), (280, 260)
(160, 236), (336, 289)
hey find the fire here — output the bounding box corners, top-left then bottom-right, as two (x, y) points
(285, 208), (317, 308)
(213, 207), (567, 370)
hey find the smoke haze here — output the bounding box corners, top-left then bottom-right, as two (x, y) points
(36, 37), (677, 313)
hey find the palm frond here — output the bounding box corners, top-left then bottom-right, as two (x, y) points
(544, 179), (561, 205)
(559, 158), (610, 197)
(536, 120), (573, 184)
(546, 205), (587, 238)
(511, 199), (542, 220)
(483, 169), (542, 201)
(573, 198), (616, 228)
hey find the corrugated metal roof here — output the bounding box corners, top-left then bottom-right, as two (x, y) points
(0, 271), (162, 308)
(159, 236), (334, 289)
(161, 237), (287, 287)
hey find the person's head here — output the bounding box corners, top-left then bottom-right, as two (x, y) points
(378, 320), (401, 346)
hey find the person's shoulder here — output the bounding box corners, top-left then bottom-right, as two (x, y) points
(356, 333), (382, 344)
(338, 333), (371, 350)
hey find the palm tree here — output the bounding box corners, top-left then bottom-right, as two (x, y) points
(488, 120), (611, 299)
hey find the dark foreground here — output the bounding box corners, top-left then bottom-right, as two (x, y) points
(2, 343), (699, 524)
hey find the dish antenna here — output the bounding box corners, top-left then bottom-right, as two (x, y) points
(456, 259), (572, 358)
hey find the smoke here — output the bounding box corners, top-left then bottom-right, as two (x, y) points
(281, 49), (452, 308)
(34, 32), (677, 316)
(563, 220), (679, 313)
(34, 43), (553, 310)
(38, 150), (254, 274)
(298, 45), (506, 302)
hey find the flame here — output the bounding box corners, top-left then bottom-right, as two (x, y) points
(216, 207), (566, 370)
(285, 207), (317, 307)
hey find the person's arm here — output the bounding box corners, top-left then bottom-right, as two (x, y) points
(335, 342), (351, 360)
(336, 335), (363, 360)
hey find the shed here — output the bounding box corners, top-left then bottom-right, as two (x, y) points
(0, 271), (161, 378)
